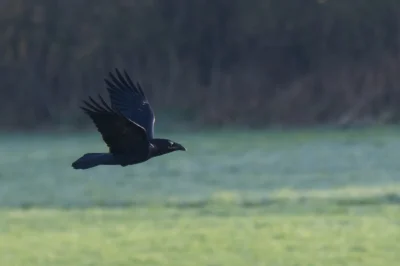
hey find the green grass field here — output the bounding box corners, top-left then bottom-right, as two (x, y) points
(0, 127), (400, 265)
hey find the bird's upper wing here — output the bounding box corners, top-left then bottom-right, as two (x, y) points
(104, 69), (156, 139)
(81, 95), (148, 154)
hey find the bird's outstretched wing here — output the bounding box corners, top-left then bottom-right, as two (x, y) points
(104, 69), (155, 139)
(81, 95), (148, 154)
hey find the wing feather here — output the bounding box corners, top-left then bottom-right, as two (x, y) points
(104, 69), (155, 139)
(81, 95), (148, 154)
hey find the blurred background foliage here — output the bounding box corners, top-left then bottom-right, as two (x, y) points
(1, 0), (400, 129)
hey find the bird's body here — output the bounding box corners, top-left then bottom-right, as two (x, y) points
(72, 69), (186, 170)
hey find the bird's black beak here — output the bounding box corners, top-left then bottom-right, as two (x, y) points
(174, 143), (186, 151)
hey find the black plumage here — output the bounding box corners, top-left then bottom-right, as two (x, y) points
(72, 69), (186, 170)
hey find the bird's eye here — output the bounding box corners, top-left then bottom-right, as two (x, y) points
(168, 141), (174, 146)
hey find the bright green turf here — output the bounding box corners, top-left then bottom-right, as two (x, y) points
(0, 126), (399, 265)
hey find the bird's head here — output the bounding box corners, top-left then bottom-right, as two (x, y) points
(150, 138), (186, 157)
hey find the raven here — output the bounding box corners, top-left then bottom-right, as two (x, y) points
(71, 69), (186, 170)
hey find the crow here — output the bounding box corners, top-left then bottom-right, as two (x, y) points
(71, 69), (186, 170)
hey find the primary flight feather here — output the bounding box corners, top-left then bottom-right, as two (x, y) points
(72, 69), (186, 170)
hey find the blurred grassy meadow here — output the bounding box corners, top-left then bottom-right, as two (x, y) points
(1, 127), (400, 265)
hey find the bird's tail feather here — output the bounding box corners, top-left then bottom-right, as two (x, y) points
(71, 153), (117, 170)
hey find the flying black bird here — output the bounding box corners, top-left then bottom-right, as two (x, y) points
(71, 69), (186, 170)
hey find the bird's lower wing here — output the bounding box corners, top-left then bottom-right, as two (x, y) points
(81, 95), (148, 153)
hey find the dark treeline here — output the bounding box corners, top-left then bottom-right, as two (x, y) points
(2, 0), (400, 129)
